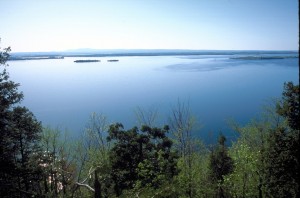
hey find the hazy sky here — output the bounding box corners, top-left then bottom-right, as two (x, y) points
(0, 0), (298, 52)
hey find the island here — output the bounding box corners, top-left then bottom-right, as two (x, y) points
(107, 59), (119, 62)
(230, 56), (298, 60)
(74, 60), (100, 63)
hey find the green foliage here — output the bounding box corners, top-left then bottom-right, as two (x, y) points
(224, 140), (260, 197)
(209, 134), (234, 197)
(0, 41), (10, 65)
(226, 82), (299, 198)
(264, 83), (299, 197)
(0, 41), (43, 197)
(264, 127), (299, 197)
(174, 140), (212, 198)
(209, 134), (234, 182)
(122, 182), (180, 198)
(107, 123), (178, 195)
(276, 82), (299, 130)
(73, 112), (113, 197)
(230, 122), (272, 197)
(38, 127), (77, 197)
(169, 101), (204, 198)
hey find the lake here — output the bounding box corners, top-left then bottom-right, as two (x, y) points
(7, 52), (299, 143)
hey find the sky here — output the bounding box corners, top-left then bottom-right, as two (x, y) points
(0, 0), (298, 52)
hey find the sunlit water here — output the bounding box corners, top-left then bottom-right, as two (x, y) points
(7, 54), (298, 143)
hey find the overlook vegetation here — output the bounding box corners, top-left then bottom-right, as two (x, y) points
(1, 42), (299, 197)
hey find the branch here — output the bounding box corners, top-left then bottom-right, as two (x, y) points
(75, 182), (95, 192)
(16, 188), (37, 197)
(74, 166), (101, 192)
(81, 166), (98, 183)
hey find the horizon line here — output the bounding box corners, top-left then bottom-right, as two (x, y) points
(11, 48), (299, 54)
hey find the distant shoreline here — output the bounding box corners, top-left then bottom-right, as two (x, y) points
(8, 50), (299, 61)
(9, 56), (64, 61)
(230, 56), (299, 60)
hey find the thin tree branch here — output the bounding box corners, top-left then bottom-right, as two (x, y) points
(74, 166), (100, 192)
(75, 182), (95, 192)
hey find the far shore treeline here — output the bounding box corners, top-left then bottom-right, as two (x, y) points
(1, 42), (299, 197)
(8, 49), (299, 61)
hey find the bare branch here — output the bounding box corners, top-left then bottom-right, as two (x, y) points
(74, 166), (100, 192)
(135, 106), (159, 127)
(75, 182), (95, 192)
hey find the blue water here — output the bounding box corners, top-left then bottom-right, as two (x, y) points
(7, 54), (299, 143)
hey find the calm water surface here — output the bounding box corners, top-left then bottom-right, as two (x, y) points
(8, 55), (299, 142)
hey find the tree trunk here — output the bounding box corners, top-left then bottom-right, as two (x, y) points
(94, 171), (101, 198)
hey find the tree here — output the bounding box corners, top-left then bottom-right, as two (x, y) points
(39, 127), (77, 197)
(134, 106), (159, 127)
(168, 100), (198, 197)
(264, 82), (299, 197)
(265, 127), (299, 197)
(0, 40), (43, 197)
(209, 134), (234, 198)
(169, 100), (196, 161)
(175, 142), (212, 197)
(72, 112), (112, 197)
(0, 44), (22, 184)
(228, 122), (271, 198)
(107, 123), (178, 196)
(224, 140), (260, 197)
(276, 82), (299, 130)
